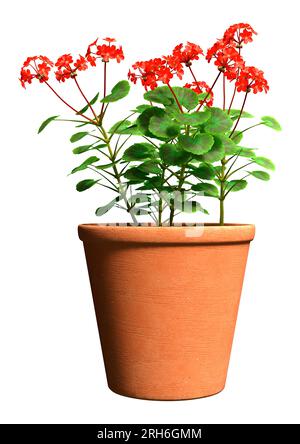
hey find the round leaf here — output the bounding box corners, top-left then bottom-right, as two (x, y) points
(191, 183), (219, 197)
(252, 156), (275, 171)
(261, 116), (282, 131)
(76, 179), (98, 192)
(101, 80), (130, 103)
(249, 170), (271, 181)
(179, 133), (214, 155)
(70, 131), (89, 143)
(205, 107), (233, 133)
(123, 143), (156, 161)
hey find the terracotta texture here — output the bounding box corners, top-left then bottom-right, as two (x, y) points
(78, 223), (255, 400)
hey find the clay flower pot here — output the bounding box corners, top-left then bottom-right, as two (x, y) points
(78, 223), (255, 400)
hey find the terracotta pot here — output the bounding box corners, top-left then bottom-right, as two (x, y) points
(78, 223), (255, 400)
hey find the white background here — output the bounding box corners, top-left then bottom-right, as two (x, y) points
(1, 0), (299, 424)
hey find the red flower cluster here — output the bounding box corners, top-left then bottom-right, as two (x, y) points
(86, 37), (124, 65)
(206, 40), (244, 80)
(184, 81), (214, 107)
(236, 66), (269, 93)
(129, 42), (203, 90)
(54, 54), (88, 82)
(19, 56), (53, 88)
(171, 42), (203, 66)
(223, 23), (257, 46)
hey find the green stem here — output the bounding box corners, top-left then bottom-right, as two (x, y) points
(232, 123), (263, 140)
(219, 158), (226, 225)
(100, 125), (138, 225)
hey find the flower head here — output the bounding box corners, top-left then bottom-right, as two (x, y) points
(223, 23), (257, 46)
(19, 55), (54, 88)
(206, 40), (244, 80)
(171, 42), (203, 66)
(184, 81), (214, 107)
(85, 37), (124, 65)
(235, 66), (269, 93)
(54, 54), (89, 82)
(128, 58), (170, 90)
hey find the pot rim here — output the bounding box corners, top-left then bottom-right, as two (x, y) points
(78, 223), (255, 245)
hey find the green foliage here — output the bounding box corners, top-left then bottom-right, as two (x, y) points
(137, 106), (166, 138)
(191, 183), (219, 197)
(124, 167), (149, 182)
(179, 133), (214, 155)
(201, 137), (225, 162)
(149, 115), (180, 138)
(38, 115), (59, 133)
(77, 93), (99, 114)
(76, 179), (98, 192)
(109, 119), (141, 135)
(229, 109), (254, 120)
(204, 107), (233, 133)
(95, 197), (120, 216)
(261, 116), (282, 131)
(159, 143), (190, 165)
(226, 179), (248, 192)
(101, 80), (130, 103)
(252, 156), (275, 171)
(144, 86), (199, 110)
(248, 170), (271, 181)
(189, 163), (216, 180)
(70, 131), (89, 143)
(123, 143), (156, 161)
(71, 156), (99, 174)
(72, 145), (93, 154)
(173, 110), (211, 125)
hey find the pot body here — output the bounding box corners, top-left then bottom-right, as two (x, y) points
(78, 224), (255, 400)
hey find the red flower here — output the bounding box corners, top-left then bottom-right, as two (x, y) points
(223, 23), (257, 46)
(206, 40), (244, 80)
(19, 55), (54, 88)
(85, 37), (124, 65)
(171, 42), (203, 66)
(54, 54), (89, 81)
(129, 58), (175, 90)
(235, 66), (269, 93)
(184, 81), (214, 107)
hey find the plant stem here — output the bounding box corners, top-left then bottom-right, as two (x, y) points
(219, 159), (226, 225)
(232, 123), (263, 140)
(223, 73), (226, 110)
(100, 125), (138, 225)
(197, 71), (222, 111)
(45, 82), (94, 123)
(229, 91), (248, 137)
(99, 62), (108, 121)
(73, 77), (99, 122)
(167, 83), (183, 113)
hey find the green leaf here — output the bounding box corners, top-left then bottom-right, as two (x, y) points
(172, 87), (199, 110)
(189, 163), (216, 180)
(38, 115), (59, 134)
(144, 86), (174, 106)
(205, 107), (233, 133)
(139, 161), (161, 174)
(219, 135), (238, 155)
(137, 106), (166, 138)
(261, 116), (282, 131)
(230, 131), (243, 144)
(252, 156), (275, 171)
(95, 197), (120, 216)
(191, 183), (219, 197)
(159, 143), (190, 165)
(70, 131), (89, 143)
(95, 162), (117, 170)
(77, 93), (99, 114)
(133, 104), (152, 113)
(233, 146), (257, 158)
(123, 167), (149, 182)
(229, 109), (254, 120)
(71, 156), (99, 174)
(174, 198), (208, 214)
(173, 110), (211, 125)
(226, 179), (248, 192)
(76, 179), (98, 192)
(201, 137), (225, 162)
(248, 170), (271, 181)
(179, 133), (214, 155)
(101, 80), (130, 103)
(149, 115), (180, 138)
(72, 145), (93, 154)
(123, 143), (156, 161)
(109, 120), (141, 135)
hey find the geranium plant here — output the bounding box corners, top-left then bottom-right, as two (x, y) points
(20, 24), (281, 225)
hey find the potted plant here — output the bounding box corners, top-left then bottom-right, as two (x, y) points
(20, 23), (281, 400)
